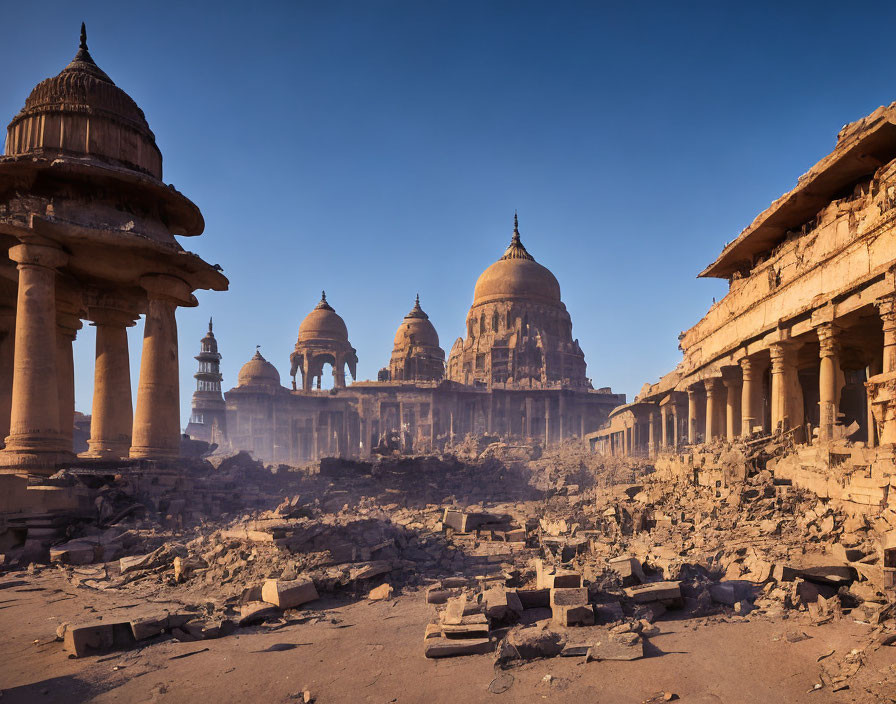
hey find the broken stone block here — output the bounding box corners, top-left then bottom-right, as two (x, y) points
(499, 626), (565, 660)
(239, 602), (280, 626)
(551, 589), (592, 626)
(593, 601), (625, 624)
(553, 604), (595, 627)
(550, 587), (588, 607)
(623, 581), (682, 604)
(608, 555), (646, 585)
(440, 614), (489, 638)
(261, 577), (319, 610)
(709, 580), (753, 606)
(483, 587), (523, 621)
(516, 588), (550, 609)
(442, 595), (469, 625)
(63, 622), (134, 657)
(423, 623), (495, 658)
(772, 564), (800, 582)
(368, 583), (393, 600)
(534, 558), (581, 589)
(591, 631), (644, 661)
(50, 541), (96, 566)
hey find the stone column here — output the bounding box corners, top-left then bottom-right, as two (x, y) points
(56, 308), (82, 454)
(659, 404), (668, 449)
(333, 354), (346, 388)
(882, 296), (896, 374)
(130, 275), (189, 460)
(722, 373), (742, 441)
(687, 388), (698, 444)
(84, 308), (136, 459)
(740, 357), (757, 436)
(769, 341), (803, 434)
(648, 410), (656, 457)
(817, 324), (840, 441)
(704, 378), (721, 442)
(672, 403), (680, 448)
(1, 243), (70, 473)
(525, 397), (534, 438)
(0, 308), (15, 446)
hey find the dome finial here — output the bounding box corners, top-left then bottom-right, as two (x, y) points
(80, 22), (88, 51)
(500, 212), (534, 262)
(514, 211), (519, 234)
(208, 317), (213, 333)
(415, 292), (420, 306)
(321, 290), (326, 303)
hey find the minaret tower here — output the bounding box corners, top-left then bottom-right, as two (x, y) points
(185, 319), (226, 443)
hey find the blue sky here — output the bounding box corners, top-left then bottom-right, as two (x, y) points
(2, 1), (895, 423)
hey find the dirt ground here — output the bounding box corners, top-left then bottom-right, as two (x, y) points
(1, 570), (894, 704)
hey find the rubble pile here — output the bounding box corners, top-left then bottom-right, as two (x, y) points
(2, 438), (894, 696)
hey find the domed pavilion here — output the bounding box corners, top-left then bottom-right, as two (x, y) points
(0, 25), (227, 476)
(290, 292), (358, 390)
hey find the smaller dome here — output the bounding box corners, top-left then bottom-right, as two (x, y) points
(237, 349), (280, 387)
(393, 294), (440, 349)
(298, 291), (349, 342)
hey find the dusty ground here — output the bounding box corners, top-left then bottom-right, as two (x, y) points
(1, 569), (894, 704)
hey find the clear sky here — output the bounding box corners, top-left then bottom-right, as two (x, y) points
(2, 1), (896, 424)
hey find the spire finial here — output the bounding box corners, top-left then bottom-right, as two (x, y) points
(514, 211), (519, 233)
(321, 290), (327, 303)
(208, 317), (213, 333)
(415, 292), (420, 306)
(80, 22), (87, 51)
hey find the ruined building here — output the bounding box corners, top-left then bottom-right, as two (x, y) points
(591, 101), (896, 482)
(0, 26), (227, 505)
(197, 218), (624, 463)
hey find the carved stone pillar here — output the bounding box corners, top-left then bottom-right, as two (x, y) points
(130, 275), (188, 460)
(671, 403), (680, 448)
(817, 324), (840, 441)
(333, 354), (346, 388)
(687, 387), (698, 444)
(880, 296), (896, 374)
(704, 378), (721, 441)
(0, 307), (15, 446)
(84, 308), (136, 459)
(56, 307), (82, 454)
(648, 409), (657, 457)
(740, 357), (758, 435)
(868, 296), (896, 445)
(722, 372), (742, 441)
(769, 341), (803, 434)
(660, 404), (668, 449)
(1, 243), (70, 473)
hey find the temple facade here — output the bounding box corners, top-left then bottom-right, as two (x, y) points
(0, 26), (227, 481)
(591, 101), (896, 458)
(196, 218), (624, 464)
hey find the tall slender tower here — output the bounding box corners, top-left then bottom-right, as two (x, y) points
(185, 319), (226, 443)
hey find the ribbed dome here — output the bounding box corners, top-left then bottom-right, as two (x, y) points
(472, 217), (561, 306)
(4, 24), (162, 179)
(237, 350), (281, 387)
(298, 292), (349, 343)
(393, 295), (440, 349)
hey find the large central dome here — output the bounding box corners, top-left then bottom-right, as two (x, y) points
(472, 215), (561, 306)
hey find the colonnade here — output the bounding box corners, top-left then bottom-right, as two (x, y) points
(0, 241), (191, 475)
